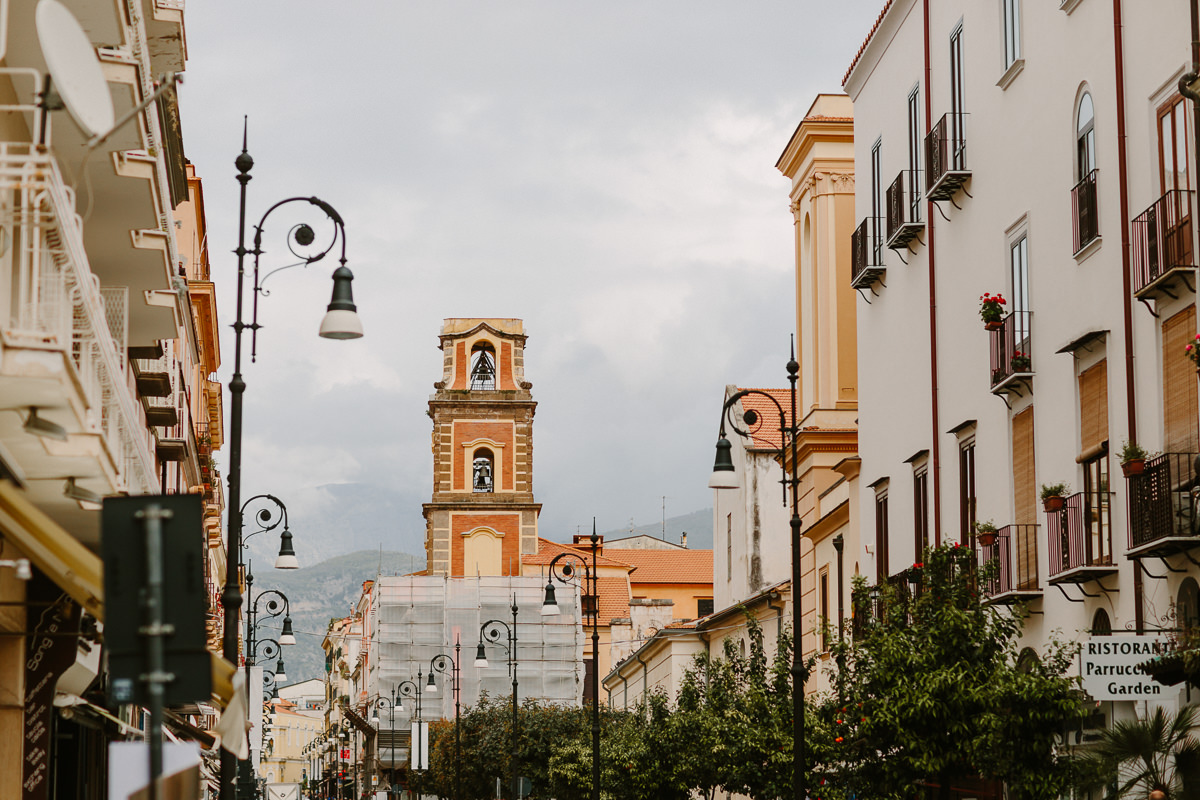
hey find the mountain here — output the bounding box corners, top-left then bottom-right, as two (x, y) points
(248, 549), (424, 686)
(598, 508), (713, 550)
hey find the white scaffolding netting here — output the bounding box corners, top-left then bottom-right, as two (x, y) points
(369, 576), (583, 767)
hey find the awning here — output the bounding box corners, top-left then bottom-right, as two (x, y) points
(0, 479), (236, 708)
(0, 479), (103, 618)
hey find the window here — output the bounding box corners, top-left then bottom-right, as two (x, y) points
(1163, 307), (1199, 454)
(697, 597), (714, 618)
(472, 448), (494, 492)
(1179, 578), (1200, 630)
(1078, 361), (1112, 566)
(874, 486), (889, 582)
(1077, 93), (1096, 178)
(1011, 407), (1038, 589)
(470, 343), (496, 390)
(1159, 96), (1191, 195)
(1010, 234), (1030, 347)
(819, 568), (830, 651)
(1002, 0), (1021, 70)
(950, 24), (965, 169)
(1091, 608), (1112, 635)
(726, 513), (732, 581)
(907, 88), (922, 223)
(871, 139), (884, 264)
(959, 438), (976, 544)
(913, 465), (929, 558)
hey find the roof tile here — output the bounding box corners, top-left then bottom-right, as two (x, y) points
(606, 549), (713, 585)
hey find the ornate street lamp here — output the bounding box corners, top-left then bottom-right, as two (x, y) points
(541, 521), (600, 800)
(220, 127), (363, 800)
(477, 601), (519, 800)
(427, 643), (462, 800)
(707, 341), (805, 800)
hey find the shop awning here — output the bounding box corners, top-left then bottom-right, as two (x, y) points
(0, 479), (236, 708)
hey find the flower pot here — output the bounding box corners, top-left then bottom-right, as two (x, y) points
(1043, 495), (1065, 513)
(978, 531), (997, 547)
(984, 320), (1002, 331)
(1122, 459), (1146, 478)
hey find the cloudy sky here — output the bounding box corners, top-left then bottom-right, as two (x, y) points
(178, 2), (881, 556)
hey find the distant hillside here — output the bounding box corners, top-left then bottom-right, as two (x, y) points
(598, 508), (713, 550)
(249, 549), (424, 686)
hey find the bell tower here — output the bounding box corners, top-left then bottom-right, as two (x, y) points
(422, 318), (540, 577)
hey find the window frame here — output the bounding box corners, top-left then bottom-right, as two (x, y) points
(907, 86), (922, 222)
(874, 483), (890, 583)
(959, 437), (977, 545)
(871, 138), (884, 264)
(1002, 0), (1021, 70)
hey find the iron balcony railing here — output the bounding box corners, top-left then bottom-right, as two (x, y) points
(979, 524), (1039, 601)
(851, 217), (886, 289)
(0, 143), (156, 494)
(1132, 189), (1195, 296)
(925, 112), (970, 200)
(989, 310), (1032, 389)
(1048, 491), (1114, 580)
(1071, 169), (1100, 254)
(885, 170), (924, 249)
(1128, 452), (1200, 556)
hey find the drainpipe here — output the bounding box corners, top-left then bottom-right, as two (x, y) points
(1113, 0), (1137, 449)
(635, 652), (649, 719)
(923, 0), (943, 545)
(621, 671), (629, 711)
(766, 590), (785, 644)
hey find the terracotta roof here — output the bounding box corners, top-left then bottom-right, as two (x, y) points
(523, 537), (633, 569)
(805, 115), (854, 122)
(735, 388), (795, 450)
(606, 549), (713, 585)
(595, 576), (633, 625)
(843, 0), (894, 87)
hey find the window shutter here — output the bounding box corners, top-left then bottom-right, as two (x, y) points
(1163, 307), (1199, 454)
(1012, 407), (1036, 526)
(1078, 361), (1109, 454)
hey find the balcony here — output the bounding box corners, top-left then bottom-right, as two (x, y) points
(1071, 169), (1100, 255)
(924, 112), (970, 202)
(988, 311), (1033, 396)
(979, 525), (1041, 604)
(852, 570), (921, 636)
(885, 170), (924, 250)
(0, 144), (156, 537)
(851, 217), (886, 291)
(1127, 452), (1200, 559)
(1132, 189), (1195, 300)
(1047, 491), (1116, 585)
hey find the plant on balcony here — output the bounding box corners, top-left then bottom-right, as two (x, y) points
(1041, 482), (1069, 512)
(1186, 333), (1200, 371)
(980, 292), (1006, 330)
(1119, 440), (1150, 478)
(822, 543), (1087, 800)
(1138, 625), (1200, 690)
(1010, 350), (1031, 372)
(975, 519), (998, 547)
(1074, 705), (1200, 800)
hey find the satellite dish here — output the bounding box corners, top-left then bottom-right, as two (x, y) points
(36, 0), (115, 138)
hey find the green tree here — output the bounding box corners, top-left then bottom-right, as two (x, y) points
(1079, 705), (1200, 799)
(824, 543), (1086, 800)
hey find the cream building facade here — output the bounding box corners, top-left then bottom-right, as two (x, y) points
(844, 0), (1200, 767)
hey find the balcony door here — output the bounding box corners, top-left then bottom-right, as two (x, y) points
(1157, 95), (1193, 267)
(1010, 235), (1030, 351)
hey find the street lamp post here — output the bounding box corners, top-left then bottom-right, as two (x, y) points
(220, 129), (363, 800)
(427, 642), (462, 800)
(371, 687), (402, 793)
(476, 601), (519, 800)
(707, 341), (804, 800)
(541, 522), (600, 800)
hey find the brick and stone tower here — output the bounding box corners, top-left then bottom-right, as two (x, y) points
(422, 319), (540, 576)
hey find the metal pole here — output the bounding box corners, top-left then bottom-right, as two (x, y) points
(788, 348), (804, 800)
(140, 504), (174, 800)
(510, 600), (519, 800)
(589, 528), (600, 800)
(222, 126), (253, 800)
(454, 639), (461, 800)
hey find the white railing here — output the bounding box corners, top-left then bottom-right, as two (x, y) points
(0, 143), (157, 494)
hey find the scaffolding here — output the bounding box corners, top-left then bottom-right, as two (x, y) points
(369, 575), (583, 767)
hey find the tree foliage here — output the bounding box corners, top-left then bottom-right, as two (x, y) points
(1077, 704), (1200, 799)
(821, 542), (1087, 800)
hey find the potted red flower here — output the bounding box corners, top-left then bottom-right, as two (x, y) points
(980, 292), (1006, 331)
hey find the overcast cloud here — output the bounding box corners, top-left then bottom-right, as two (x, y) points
(178, 2), (881, 552)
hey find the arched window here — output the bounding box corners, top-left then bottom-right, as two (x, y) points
(1091, 607), (1112, 635)
(470, 343), (496, 390)
(472, 448), (494, 493)
(1077, 92), (1095, 178)
(1178, 577), (1200, 630)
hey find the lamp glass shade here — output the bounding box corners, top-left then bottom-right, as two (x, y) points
(280, 616), (296, 646)
(541, 581), (559, 616)
(275, 658), (287, 684)
(425, 673), (437, 694)
(708, 436), (740, 489)
(474, 642), (488, 668)
(319, 267), (363, 340)
(371, 713), (380, 725)
(275, 528), (299, 570)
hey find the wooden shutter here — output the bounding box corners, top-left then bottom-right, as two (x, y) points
(1012, 408), (1036, 526)
(1078, 361), (1109, 455)
(1163, 306), (1199, 454)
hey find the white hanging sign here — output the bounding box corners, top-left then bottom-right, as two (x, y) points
(1080, 635), (1169, 700)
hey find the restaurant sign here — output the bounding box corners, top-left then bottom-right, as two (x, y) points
(1080, 635), (1168, 701)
